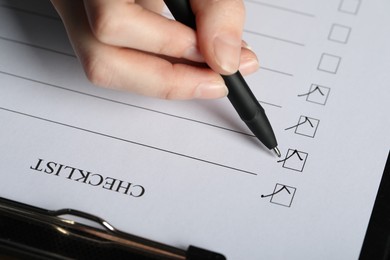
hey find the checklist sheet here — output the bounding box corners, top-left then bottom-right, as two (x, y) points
(0, 0), (389, 259)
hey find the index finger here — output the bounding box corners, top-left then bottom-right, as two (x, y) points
(83, 0), (204, 62)
(190, 0), (245, 75)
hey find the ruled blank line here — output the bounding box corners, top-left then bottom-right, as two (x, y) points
(0, 5), (288, 108)
(260, 67), (294, 77)
(245, 0), (316, 17)
(259, 100), (282, 108)
(244, 30), (305, 47)
(0, 34), (283, 137)
(0, 4), (60, 21)
(1, 34), (293, 79)
(0, 106), (258, 176)
(0, 36), (75, 57)
(0, 70), (261, 138)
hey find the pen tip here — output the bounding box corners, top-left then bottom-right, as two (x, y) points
(273, 147), (281, 158)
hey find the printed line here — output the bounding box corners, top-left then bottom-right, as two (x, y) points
(1, 34), (294, 79)
(244, 30), (305, 47)
(0, 71), (259, 137)
(0, 106), (258, 176)
(2, 32), (293, 79)
(0, 36), (75, 57)
(0, 34), (285, 110)
(0, 4), (60, 21)
(260, 67), (294, 77)
(245, 0), (316, 17)
(259, 100), (282, 108)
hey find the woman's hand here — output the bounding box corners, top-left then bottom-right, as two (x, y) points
(51, 0), (259, 99)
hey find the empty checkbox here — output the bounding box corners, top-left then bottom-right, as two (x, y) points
(339, 0), (361, 15)
(329, 24), (352, 44)
(318, 53), (341, 74)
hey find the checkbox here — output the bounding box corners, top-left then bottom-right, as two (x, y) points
(318, 53), (341, 74)
(298, 84), (331, 105)
(279, 149), (308, 172)
(328, 24), (352, 44)
(270, 184), (296, 207)
(306, 84), (330, 105)
(339, 0), (361, 15)
(295, 116), (320, 138)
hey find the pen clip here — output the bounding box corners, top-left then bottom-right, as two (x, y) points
(0, 197), (117, 234)
(1, 197), (226, 260)
(0, 197), (187, 259)
(50, 208), (117, 233)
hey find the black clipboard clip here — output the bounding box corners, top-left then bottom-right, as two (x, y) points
(0, 197), (226, 259)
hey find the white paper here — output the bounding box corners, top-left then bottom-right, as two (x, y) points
(0, 0), (389, 259)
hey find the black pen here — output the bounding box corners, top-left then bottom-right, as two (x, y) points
(163, 0), (281, 157)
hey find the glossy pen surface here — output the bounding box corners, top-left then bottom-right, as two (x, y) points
(163, 0), (280, 156)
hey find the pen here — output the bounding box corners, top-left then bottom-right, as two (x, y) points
(0, 197), (226, 260)
(163, 0), (281, 157)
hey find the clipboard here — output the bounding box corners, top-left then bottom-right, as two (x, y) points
(359, 151), (390, 260)
(1, 153), (388, 259)
(0, 196), (226, 260)
(0, 0), (389, 259)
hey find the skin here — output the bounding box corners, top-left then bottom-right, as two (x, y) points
(50, 0), (259, 99)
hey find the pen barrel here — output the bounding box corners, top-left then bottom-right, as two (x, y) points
(165, 0), (278, 150)
(224, 73), (278, 149)
(164, 0), (196, 29)
(222, 73), (261, 121)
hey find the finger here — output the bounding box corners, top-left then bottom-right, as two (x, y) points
(190, 0), (245, 75)
(83, 0), (204, 62)
(87, 48), (228, 99)
(135, 0), (165, 14)
(239, 43), (259, 76)
(51, 0), (227, 100)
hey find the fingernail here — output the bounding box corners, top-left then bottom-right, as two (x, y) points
(194, 81), (228, 99)
(239, 57), (259, 75)
(213, 34), (241, 74)
(241, 40), (253, 50)
(184, 46), (204, 62)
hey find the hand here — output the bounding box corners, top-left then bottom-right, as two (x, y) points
(50, 0), (259, 99)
